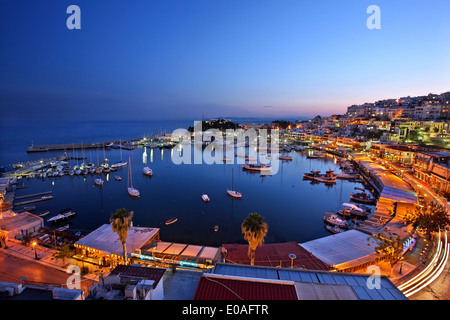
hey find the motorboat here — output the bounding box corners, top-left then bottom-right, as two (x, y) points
(111, 161), (127, 169)
(48, 209), (76, 224)
(142, 167), (153, 176)
(95, 178), (104, 186)
(306, 154), (319, 159)
(324, 213), (350, 228)
(38, 211), (50, 217)
(227, 190), (242, 199)
(325, 224), (344, 234)
(115, 176), (122, 181)
(214, 225), (219, 232)
(242, 163), (272, 172)
(202, 194), (210, 202)
(313, 175), (337, 184)
(41, 195), (54, 201)
(342, 203), (370, 218)
(165, 217), (178, 225)
(23, 205), (36, 212)
(278, 154), (293, 161)
(56, 224), (69, 232)
(350, 192), (376, 204)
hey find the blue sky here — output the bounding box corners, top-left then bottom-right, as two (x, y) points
(1, 0), (449, 120)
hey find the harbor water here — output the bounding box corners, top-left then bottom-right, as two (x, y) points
(1, 119), (373, 246)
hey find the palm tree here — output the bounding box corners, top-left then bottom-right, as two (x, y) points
(110, 208), (134, 265)
(51, 244), (73, 267)
(241, 213), (268, 266)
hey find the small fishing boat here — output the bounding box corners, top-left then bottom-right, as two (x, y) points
(313, 170), (337, 184)
(227, 190), (242, 199)
(325, 224), (344, 234)
(165, 217), (178, 225)
(142, 167), (153, 176)
(242, 163), (272, 172)
(324, 213), (350, 229)
(202, 194), (210, 202)
(303, 170), (321, 180)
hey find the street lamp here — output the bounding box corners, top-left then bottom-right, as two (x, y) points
(32, 241), (39, 260)
(399, 256), (404, 275)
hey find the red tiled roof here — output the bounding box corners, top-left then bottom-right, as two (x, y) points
(222, 241), (330, 270)
(109, 265), (166, 288)
(193, 276), (298, 300)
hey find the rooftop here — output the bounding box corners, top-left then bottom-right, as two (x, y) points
(222, 241), (331, 270)
(0, 212), (43, 231)
(194, 262), (408, 300)
(75, 224), (159, 257)
(300, 230), (380, 271)
(109, 265), (166, 289)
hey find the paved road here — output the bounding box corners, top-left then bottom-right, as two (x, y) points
(0, 251), (88, 289)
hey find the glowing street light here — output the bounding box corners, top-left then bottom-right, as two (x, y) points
(32, 241), (39, 260)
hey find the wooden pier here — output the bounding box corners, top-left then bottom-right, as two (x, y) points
(14, 191), (53, 200)
(27, 142), (115, 153)
(14, 196), (54, 207)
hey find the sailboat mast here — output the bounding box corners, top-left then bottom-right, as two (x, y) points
(232, 167), (234, 190)
(129, 156), (132, 188)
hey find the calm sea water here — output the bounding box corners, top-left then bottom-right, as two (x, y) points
(1, 119), (372, 246)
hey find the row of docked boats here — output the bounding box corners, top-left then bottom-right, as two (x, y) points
(324, 197), (374, 234)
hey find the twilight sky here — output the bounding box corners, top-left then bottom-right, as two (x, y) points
(1, 0), (449, 121)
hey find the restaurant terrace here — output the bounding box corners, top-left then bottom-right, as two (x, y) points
(74, 224), (160, 266)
